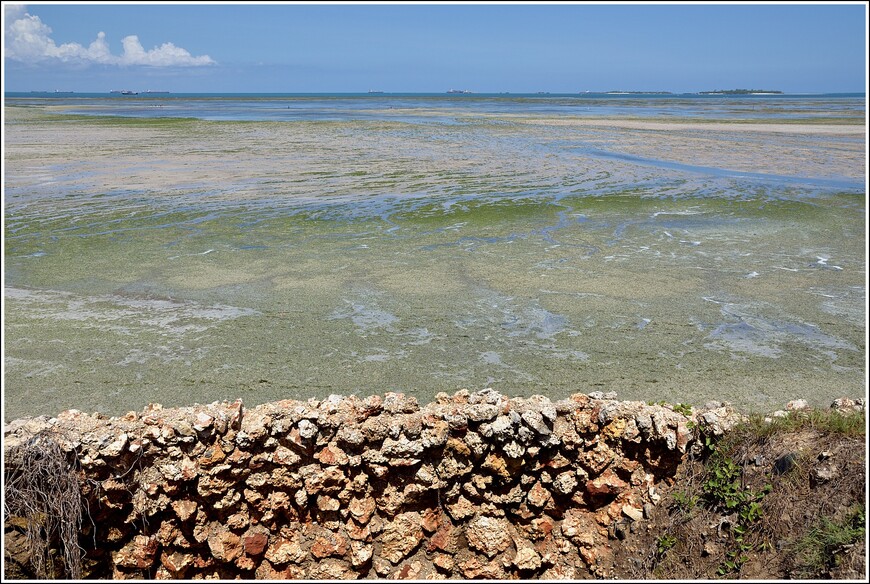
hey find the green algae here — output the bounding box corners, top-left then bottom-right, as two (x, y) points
(3, 105), (865, 420)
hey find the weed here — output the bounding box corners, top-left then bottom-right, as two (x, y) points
(718, 541), (754, 576)
(740, 409), (865, 442)
(673, 403), (693, 417)
(669, 490), (699, 513)
(702, 442), (772, 575)
(656, 534), (677, 557)
(644, 401), (692, 417)
(788, 505), (866, 577)
(702, 454), (743, 510)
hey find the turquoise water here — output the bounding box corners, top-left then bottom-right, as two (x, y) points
(5, 92), (865, 122)
(3, 95), (866, 420)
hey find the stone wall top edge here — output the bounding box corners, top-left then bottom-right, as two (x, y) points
(4, 388), (863, 447)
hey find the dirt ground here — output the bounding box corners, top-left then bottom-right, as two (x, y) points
(610, 415), (866, 580)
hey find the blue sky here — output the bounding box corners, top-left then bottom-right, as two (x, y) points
(3, 2), (867, 93)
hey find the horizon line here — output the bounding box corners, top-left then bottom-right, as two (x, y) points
(5, 90), (866, 95)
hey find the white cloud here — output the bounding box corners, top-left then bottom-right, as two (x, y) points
(117, 35), (214, 67)
(3, 5), (215, 67)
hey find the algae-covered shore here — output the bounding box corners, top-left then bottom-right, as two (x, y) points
(3, 99), (866, 420)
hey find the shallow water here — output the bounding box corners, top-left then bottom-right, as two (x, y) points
(7, 92), (865, 123)
(3, 96), (866, 420)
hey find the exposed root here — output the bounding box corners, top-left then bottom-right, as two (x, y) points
(4, 431), (84, 579)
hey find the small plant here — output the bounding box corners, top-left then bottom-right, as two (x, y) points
(738, 495), (768, 524)
(656, 534), (677, 557)
(645, 401), (692, 416)
(702, 442), (772, 576)
(645, 404), (864, 580)
(718, 542), (754, 576)
(702, 432), (720, 454)
(673, 403), (693, 417)
(701, 452), (771, 513)
(702, 454), (743, 510)
(670, 490), (699, 513)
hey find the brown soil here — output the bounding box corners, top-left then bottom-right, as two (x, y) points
(611, 421), (866, 580)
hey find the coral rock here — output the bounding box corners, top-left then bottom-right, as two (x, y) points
(427, 522), (457, 554)
(586, 468), (627, 498)
(241, 529), (270, 557)
(380, 512), (424, 564)
(561, 509), (598, 547)
(206, 527), (242, 562)
(421, 507), (442, 533)
(265, 535), (308, 565)
(391, 560), (424, 580)
(465, 515), (513, 558)
(349, 495), (377, 523)
(297, 419), (318, 440)
(527, 481), (552, 509)
(349, 539), (373, 567)
(159, 550), (194, 575)
(513, 546), (542, 571)
(310, 532), (348, 559)
(171, 499), (198, 522)
(197, 442), (225, 467)
(317, 494), (341, 511)
(114, 535), (158, 569)
(552, 471), (578, 495)
(318, 442), (350, 466)
(432, 552), (454, 572)
(458, 555), (506, 579)
(445, 494), (476, 520)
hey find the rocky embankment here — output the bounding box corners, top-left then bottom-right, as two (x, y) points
(2, 390), (862, 579)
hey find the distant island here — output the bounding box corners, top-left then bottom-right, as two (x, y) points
(447, 89), (473, 94)
(605, 91), (673, 95)
(699, 89), (783, 95)
(109, 90), (170, 95)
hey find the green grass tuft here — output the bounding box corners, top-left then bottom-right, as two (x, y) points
(789, 505), (866, 577)
(740, 409), (866, 441)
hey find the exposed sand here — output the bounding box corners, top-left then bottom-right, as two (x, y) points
(521, 117), (866, 135)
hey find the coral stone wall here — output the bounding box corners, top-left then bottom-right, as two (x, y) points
(3, 389), (746, 579)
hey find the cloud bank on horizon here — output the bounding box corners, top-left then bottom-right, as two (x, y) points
(3, 4), (215, 67)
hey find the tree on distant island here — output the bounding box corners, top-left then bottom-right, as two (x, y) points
(699, 89), (782, 94)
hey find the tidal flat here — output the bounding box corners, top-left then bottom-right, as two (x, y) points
(3, 96), (866, 420)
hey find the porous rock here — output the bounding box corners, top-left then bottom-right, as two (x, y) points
(4, 390), (841, 580)
(465, 515), (513, 558)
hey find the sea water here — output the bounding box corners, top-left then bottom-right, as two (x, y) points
(3, 93), (866, 419)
